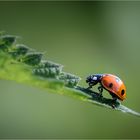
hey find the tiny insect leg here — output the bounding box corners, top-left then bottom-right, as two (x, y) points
(112, 97), (117, 102)
(87, 83), (93, 89)
(110, 92), (118, 102)
(98, 85), (103, 97)
(110, 93), (118, 109)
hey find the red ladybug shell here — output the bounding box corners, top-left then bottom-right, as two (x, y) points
(101, 74), (126, 101)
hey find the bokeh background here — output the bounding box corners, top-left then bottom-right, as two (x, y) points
(0, 1), (140, 138)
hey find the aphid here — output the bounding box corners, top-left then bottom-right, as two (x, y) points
(33, 60), (63, 78)
(21, 52), (43, 66)
(59, 72), (81, 87)
(86, 74), (126, 105)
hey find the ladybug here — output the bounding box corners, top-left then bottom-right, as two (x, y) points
(86, 74), (126, 102)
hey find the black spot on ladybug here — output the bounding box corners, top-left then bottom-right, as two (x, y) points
(109, 83), (113, 88)
(121, 89), (125, 95)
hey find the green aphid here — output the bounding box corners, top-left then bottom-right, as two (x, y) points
(22, 52), (43, 66)
(59, 72), (81, 87)
(0, 35), (17, 51)
(9, 44), (30, 58)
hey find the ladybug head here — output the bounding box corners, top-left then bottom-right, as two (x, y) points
(86, 75), (92, 83)
(86, 75), (94, 83)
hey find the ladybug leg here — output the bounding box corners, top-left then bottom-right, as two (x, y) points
(98, 85), (103, 97)
(111, 99), (117, 109)
(87, 81), (98, 90)
(112, 97), (117, 102)
(111, 95), (117, 109)
(110, 93), (117, 102)
(111, 104), (115, 109)
(87, 83), (93, 89)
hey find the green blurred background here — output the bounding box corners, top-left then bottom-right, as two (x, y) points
(0, 1), (140, 138)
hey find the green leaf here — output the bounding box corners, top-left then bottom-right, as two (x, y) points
(0, 33), (140, 118)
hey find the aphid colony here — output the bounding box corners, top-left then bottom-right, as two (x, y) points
(0, 34), (81, 87)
